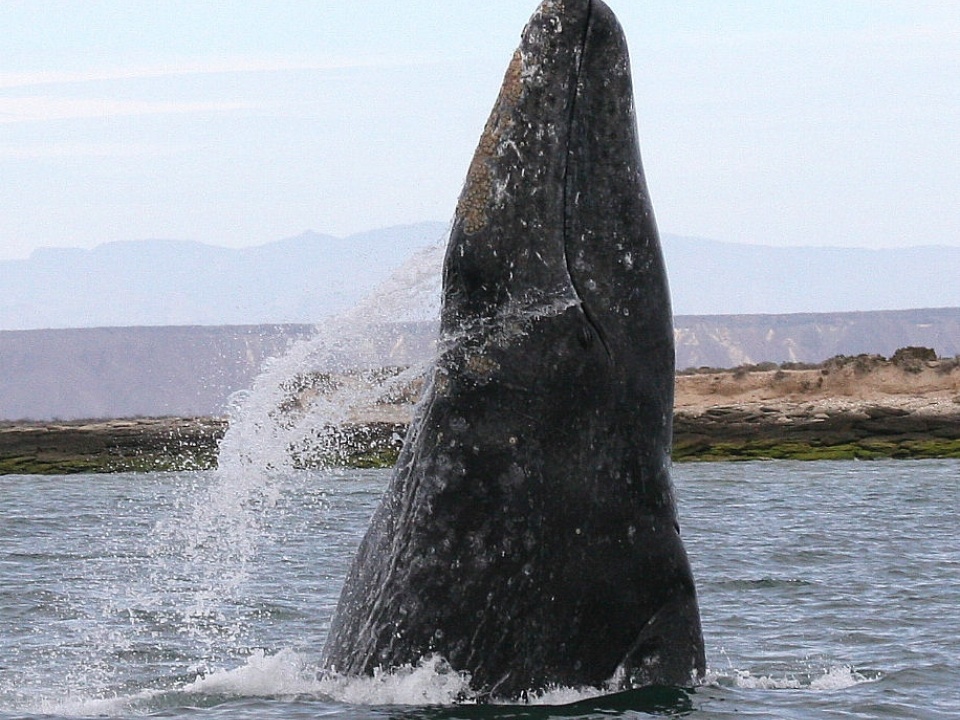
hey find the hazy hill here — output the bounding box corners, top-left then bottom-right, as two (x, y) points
(0, 224), (446, 331)
(3, 225), (960, 330)
(664, 237), (960, 315)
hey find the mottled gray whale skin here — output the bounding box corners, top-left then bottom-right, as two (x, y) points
(322, 0), (705, 699)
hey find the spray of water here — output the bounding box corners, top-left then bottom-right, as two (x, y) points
(219, 241), (444, 474)
(152, 239), (446, 660)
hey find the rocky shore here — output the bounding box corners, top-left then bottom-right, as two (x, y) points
(3, 350), (959, 474)
(0, 417), (226, 475)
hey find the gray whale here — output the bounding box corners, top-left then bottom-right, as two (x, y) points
(323, 0), (705, 699)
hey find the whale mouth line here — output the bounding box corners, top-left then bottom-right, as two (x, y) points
(561, 0), (613, 359)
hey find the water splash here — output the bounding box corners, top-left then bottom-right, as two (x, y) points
(142, 238), (444, 655)
(321, 655), (475, 706)
(704, 664), (881, 691)
(217, 240), (444, 476)
(160, 237), (444, 652)
(36, 648), (886, 717)
(184, 648), (320, 698)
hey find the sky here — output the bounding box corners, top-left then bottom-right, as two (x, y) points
(2, 1), (959, 261)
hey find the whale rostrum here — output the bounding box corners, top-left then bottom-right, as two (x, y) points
(322, 0), (706, 699)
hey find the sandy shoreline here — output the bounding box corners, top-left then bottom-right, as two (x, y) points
(3, 353), (959, 473)
(676, 352), (960, 414)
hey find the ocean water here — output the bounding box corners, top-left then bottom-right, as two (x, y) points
(1, 459), (958, 719)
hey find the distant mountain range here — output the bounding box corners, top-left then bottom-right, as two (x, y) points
(0, 224), (446, 331)
(663, 236), (960, 316)
(3, 308), (959, 421)
(3, 224), (960, 330)
(3, 225), (960, 420)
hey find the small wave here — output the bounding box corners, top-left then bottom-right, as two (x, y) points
(706, 664), (881, 691)
(808, 665), (882, 690)
(35, 687), (168, 718)
(179, 652), (639, 709)
(712, 577), (816, 589)
(323, 657), (701, 710)
(26, 651), (714, 716)
(521, 685), (609, 706)
(24, 650), (320, 717)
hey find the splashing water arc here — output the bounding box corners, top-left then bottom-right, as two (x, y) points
(217, 241), (446, 477)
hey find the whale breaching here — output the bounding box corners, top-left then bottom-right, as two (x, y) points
(322, 0), (705, 699)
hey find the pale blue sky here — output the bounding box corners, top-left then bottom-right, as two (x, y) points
(2, 1), (958, 260)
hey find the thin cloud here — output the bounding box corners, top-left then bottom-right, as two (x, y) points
(0, 55), (432, 91)
(0, 141), (167, 159)
(0, 96), (250, 124)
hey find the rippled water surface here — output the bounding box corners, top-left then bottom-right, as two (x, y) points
(1, 460), (958, 718)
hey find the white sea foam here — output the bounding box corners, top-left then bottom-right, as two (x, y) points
(29, 652), (465, 716)
(183, 652), (711, 708)
(521, 684), (610, 706)
(180, 652), (650, 708)
(705, 664), (880, 691)
(184, 648), (321, 697)
(22, 650), (885, 718)
(321, 655), (475, 706)
(38, 688), (166, 718)
(808, 665), (881, 690)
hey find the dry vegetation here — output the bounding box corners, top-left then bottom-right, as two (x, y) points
(676, 347), (960, 417)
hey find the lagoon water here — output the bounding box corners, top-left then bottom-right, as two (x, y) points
(1, 460), (958, 719)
